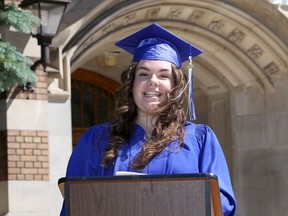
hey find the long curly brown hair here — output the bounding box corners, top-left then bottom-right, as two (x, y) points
(102, 62), (188, 170)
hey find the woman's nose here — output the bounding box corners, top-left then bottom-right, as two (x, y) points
(148, 74), (159, 86)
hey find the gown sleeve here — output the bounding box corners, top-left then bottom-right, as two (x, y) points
(59, 123), (110, 216)
(195, 124), (237, 216)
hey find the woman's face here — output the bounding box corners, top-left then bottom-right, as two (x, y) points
(132, 60), (175, 114)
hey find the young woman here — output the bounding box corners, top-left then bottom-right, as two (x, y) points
(61, 23), (236, 216)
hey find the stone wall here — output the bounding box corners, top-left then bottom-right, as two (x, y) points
(233, 74), (288, 215)
(0, 62), (50, 215)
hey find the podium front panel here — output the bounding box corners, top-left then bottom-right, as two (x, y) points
(59, 174), (222, 216)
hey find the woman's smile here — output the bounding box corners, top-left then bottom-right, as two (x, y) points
(143, 91), (161, 97)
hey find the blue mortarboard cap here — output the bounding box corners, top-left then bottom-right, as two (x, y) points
(115, 23), (202, 68)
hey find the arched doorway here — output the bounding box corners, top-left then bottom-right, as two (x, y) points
(54, 1), (288, 215)
(71, 69), (120, 147)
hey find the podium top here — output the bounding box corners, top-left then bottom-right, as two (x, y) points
(59, 173), (217, 183)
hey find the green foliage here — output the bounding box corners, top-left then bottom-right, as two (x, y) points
(0, 39), (35, 92)
(0, 3), (41, 92)
(0, 3), (41, 34)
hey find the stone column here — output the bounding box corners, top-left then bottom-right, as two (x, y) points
(0, 66), (50, 215)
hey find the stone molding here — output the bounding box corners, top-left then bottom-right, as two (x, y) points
(58, 0), (287, 95)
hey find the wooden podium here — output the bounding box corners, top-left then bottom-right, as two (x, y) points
(58, 173), (222, 216)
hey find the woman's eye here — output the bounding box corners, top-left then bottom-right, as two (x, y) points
(159, 74), (169, 78)
(138, 72), (149, 77)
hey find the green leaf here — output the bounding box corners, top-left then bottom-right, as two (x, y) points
(0, 3), (41, 34)
(0, 39), (36, 92)
(0, 3), (42, 92)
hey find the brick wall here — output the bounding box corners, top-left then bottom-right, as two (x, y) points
(6, 130), (49, 181)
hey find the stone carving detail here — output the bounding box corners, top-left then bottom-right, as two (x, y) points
(82, 35), (95, 49)
(168, 8), (183, 19)
(189, 10), (205, 21)
(228, 28), (246, 44)
(102, 22), (116, 36)
(208, 18), (224, 31)
(263, 62), (280, 79)
(145, 7), (161, 19)
(123, 12), (137, 24)
(247, 44), (264, 60)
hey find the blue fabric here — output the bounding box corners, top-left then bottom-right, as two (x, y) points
(132, 38), (181, 68)
(188, 65), (196, 120)
(115, 23), (203, 68)
(60, 122), (236, 216)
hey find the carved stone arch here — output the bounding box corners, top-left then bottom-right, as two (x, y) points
(56, 0), (288, 170)
(63, 0), (287, 93)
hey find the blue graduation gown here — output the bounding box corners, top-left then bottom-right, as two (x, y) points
(60, 122), (236, 215)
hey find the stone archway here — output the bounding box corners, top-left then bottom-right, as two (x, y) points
(52, 1), (288, 214)
(61, 0), (287, 90)
(56, 0), (287, 172)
